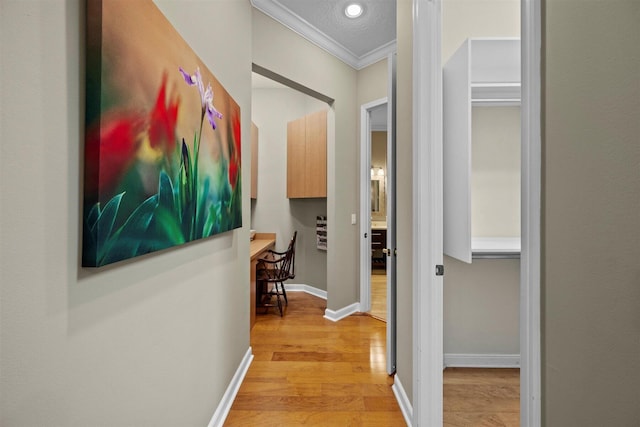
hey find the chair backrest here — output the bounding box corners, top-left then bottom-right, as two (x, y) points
(286, 231), (297, 280)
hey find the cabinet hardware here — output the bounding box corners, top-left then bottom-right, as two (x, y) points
(435, 264), (444, 276)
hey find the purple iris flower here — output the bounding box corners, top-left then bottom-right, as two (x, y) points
(179, 66), (223, 130)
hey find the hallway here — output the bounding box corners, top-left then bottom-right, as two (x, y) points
(225, 292), (405, 426)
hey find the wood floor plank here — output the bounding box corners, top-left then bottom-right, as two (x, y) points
(225, 411), (363, 426)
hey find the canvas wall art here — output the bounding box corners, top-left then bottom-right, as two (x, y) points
(83, 0), (242, 267)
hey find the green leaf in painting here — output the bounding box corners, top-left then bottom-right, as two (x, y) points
(100, 194), (158, 265)
(86, 203), (101, 230)
(195, 177), (210, 239)
(95, 192), (125, 261)
(154, 207), (186, 246)
(158, 170), (175, 214)
(179, 139), (194, 238)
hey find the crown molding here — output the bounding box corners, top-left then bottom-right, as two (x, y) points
(251, 0), (396, 70)
(356, 39), (397, 70)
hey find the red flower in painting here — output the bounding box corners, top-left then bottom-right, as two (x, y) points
(228, 113), (241, 191)
(85, 112), (145, 198)
(148, 73), (180, 155)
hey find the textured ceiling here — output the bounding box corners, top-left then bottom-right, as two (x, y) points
(252, 0), (397, 69)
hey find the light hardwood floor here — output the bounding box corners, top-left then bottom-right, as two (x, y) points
(444, 368), (520, 426)
(369, 269), (387, 321)
(225, 291), (405, 426)
(226, 292), (520, 426)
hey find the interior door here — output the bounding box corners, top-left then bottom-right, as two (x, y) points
(386, 53), (397, 375)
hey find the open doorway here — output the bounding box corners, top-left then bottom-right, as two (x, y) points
(409, 0), (542, 424)
(441, 1), (522, 423)
(250, 67), (334, 320)
(369, 103), (389, 321)
(360, 81), (397, 375)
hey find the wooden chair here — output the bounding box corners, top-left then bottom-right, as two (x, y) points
(256, 231), (297, 316)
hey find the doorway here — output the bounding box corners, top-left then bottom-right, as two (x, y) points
(411, 0), (542, 425)
(359, 89), (397, 375)
(369, 103), (389, 321)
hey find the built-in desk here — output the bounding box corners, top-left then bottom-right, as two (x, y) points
(249, 233), (275, 329)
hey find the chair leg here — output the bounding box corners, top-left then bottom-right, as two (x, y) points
(275, 286), (283, 316)
(281, 282), (288, 305)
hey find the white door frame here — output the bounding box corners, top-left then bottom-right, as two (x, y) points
(519, 0), (542, 424)
(412, 0), (542, 425)
(412, 0), (444, 424)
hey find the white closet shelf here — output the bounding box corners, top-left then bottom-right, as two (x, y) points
(471, 83), (521, 106)
(472, 237), (521, 255)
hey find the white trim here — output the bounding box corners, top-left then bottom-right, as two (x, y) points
(391, 375), (413, 426)
(444, 353), (520, 369)
(207, 347), (254, 427)
(283, 283), (327, 300)
(520, 0), (542, 425)
(357, 40), (397, 70)
(413, 0), (443, 426)
(324, 302), (361, 322)
(250, 0), (395, 70)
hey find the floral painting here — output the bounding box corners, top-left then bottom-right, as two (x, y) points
(83, 0), (242, 267)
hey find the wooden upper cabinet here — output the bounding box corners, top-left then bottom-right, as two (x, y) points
(251, 122), (258, 199)
(287, 109), (327, 198)
(286, 115), (307, 198)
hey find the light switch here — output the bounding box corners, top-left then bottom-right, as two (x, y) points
(351, 213), (357, 225)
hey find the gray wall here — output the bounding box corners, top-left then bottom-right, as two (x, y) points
(252, 9), (359, 311)
(251, 85), (328, 290)
(444, 257), (519, 356)
(357, 59), (389, 225)
(395, 0), (415, 403)
(543, 0), (640, 424)
(0, 1), (252, 425)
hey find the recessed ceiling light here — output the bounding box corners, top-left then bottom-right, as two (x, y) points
(345, 3), (363, 19)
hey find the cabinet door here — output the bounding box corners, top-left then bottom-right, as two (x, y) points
(443, 39), (472, 263)
(287, 116), (306, 198)
(304, 110), (327, 197)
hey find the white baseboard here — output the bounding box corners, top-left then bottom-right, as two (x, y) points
(391, 375), (412, 426)
(284, 283), (327, 300)
(285, 283), (359, 322)
(324, 302), (361, 322)
(444, 353), (520, 368)
(207, 347), (254, 427)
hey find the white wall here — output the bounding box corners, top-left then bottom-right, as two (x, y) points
(0, 1), (252, 425)
(252, 9), (359, 311)
(251, 84), (328, 290)
(472, 107), (520, 238)
(442, 0), (521, 360)
(443, 0), (520, 62)
(544, 0), (640, 423)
